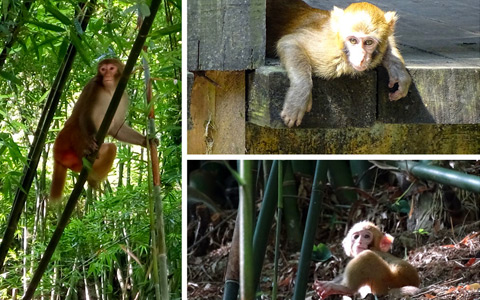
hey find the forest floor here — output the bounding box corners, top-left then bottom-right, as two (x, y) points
(187, 162), (480, 299)
(188, 219), (480, 300)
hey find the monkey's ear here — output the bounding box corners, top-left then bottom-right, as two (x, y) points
(342, 235), (353, 257)
(384, 11), (398, 30)
(331, 6), (345, 33)
(379, 233), (394, 252)
(331, 6), (344, 19)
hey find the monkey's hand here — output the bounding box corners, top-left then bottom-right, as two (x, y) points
(382, 41), (411, 101)
(280, 84), (313, 127)
(385, 62), (411, 101)
(147, 137), (159, 147)
(84, 136), (99, 156)
(313, 280), (353, 299)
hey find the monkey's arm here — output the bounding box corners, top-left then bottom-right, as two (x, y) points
(75, 85), (101, 154)
(277, 34), (314, 127)
(382, 36), (411, 101)
(111, 124), (147, 147)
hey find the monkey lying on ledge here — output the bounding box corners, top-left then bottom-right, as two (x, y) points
(267, 1), (411, 127)
(314, 221), (420, 299)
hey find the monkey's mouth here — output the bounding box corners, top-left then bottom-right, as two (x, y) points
(352, 64), (368, 72)
(355, 246), (367, 254)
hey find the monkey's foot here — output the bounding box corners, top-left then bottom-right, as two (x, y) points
(280, 100), (311, 127)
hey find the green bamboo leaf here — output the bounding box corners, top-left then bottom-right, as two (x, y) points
(45, 3), (72, 26)
(28, 20), (65, 32)
(123, 4), (139, 15)
(57, 39), (69, 63)
(152, 23), (181, 37)
(30, 35), (40, 60)
(73, 18), (84, 34)
(170, 0), (181, 9)
(139, 3), (151, 17)
(38, 36), (62, 47)
(0, 71), (22, 85)
(69, 30), (89, 64)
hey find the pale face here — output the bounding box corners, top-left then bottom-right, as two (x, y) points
(344, 34), (379, 71)
(99, 63), (118, 87)
(350, 229), (373, 256)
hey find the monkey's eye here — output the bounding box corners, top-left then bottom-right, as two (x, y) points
(353, 234), (360, 239)
(349, 38), (358, 44)
(364, 40), (374, 46)
(364, 234), (371, 239)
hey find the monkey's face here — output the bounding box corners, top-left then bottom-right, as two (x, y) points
(344, 35), (378, 72)
(99, 63), (119, 88)
(350, 229), (373, 256)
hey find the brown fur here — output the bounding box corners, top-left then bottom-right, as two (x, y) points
(50, 58), (147, 201)
(267, 1), (411, 127)
(314, 221), (420, 298)
(342, 222), (420, 294)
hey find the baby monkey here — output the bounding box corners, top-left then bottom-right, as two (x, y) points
(267, 1), (411, 127)
(314, 221), (420, 299)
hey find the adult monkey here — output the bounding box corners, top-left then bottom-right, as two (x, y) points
(50, 58), (149, 201)
(267, 1), (411, 127)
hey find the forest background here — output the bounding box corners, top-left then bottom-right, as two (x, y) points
(0, 0), (181, 299)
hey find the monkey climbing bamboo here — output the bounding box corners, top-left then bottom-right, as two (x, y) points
(22, 0), (161, 298)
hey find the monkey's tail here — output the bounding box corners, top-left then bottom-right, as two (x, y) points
(50, 162), (67, 202)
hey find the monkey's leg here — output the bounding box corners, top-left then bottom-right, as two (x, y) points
(343, 250), (393, 295)
(87, 143), (117, 188)
(50, 162), (68, 201)
(277, 35), (313, 127)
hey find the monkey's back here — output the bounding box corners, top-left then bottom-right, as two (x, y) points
(266, 0), (330, 57)
(377, 251), (421, 288)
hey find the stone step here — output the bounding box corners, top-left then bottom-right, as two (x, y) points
(247, 61), (479, 128)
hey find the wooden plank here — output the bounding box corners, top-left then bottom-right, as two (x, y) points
(187, 0), (265, 71)
(188, 71), (246, 154)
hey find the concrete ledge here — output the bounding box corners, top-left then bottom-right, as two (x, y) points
(248, 62), (479, 128)
(378, 67), (480, 124)
(246, 123), (480, 154)
(247, 65), (376, 128)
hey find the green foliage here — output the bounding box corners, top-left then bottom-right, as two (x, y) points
(0, 0), (181, 298)
(391, 198), (411, 214)
(312, 243), (332, 262)
(414, 228), (430, 236)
